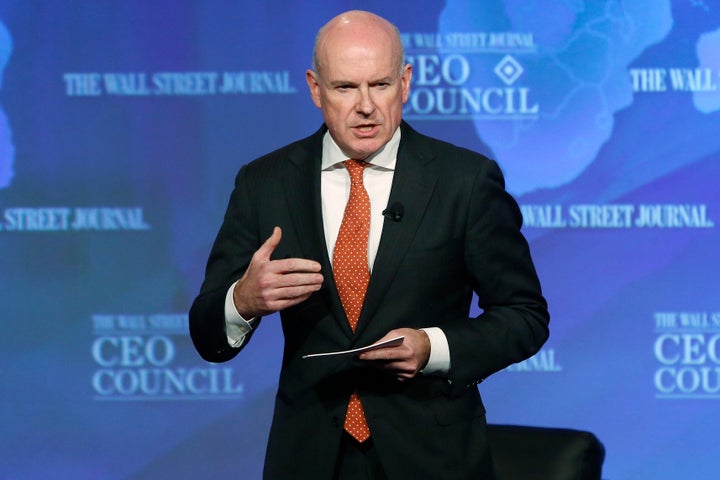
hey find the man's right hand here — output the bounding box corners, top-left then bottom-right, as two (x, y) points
(233, 226), (324, 318)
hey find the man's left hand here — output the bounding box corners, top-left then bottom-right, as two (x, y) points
(357, 328), (431, 381)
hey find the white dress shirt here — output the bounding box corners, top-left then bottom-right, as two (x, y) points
(224, 127), (450, 375)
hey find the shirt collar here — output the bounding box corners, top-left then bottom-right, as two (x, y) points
(321, 127), (401, 171)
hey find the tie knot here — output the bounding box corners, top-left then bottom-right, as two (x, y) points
(344, 159), (367, 184)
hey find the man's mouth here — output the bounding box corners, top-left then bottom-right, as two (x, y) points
(354, 124), (378, 134)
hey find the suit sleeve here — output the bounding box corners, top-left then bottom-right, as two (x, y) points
(441, 159), (550, 394)
(189, 166), (262, 363)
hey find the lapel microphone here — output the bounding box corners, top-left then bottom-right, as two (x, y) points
(382, 202), (404, 222)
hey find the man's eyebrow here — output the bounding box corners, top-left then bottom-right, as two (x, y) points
(326, 76), (395, 87)
(327, 79), (358, 87)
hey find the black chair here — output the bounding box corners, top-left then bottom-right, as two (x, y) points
(487, 424), (605, 480)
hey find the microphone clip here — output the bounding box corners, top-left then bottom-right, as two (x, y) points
(382, 202), (404, 222)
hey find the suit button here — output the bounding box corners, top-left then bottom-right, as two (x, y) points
(331, 416), (340, 428)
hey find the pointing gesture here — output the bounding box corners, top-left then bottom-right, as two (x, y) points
(232, 227), (324, 318)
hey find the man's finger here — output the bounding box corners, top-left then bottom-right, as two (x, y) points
(279, 258), (323, 275)
(358, 346), (401, 362)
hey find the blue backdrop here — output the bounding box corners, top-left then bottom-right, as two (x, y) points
(1, 1), (719, 479)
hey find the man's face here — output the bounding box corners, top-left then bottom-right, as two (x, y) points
(307, 36), (412, 160)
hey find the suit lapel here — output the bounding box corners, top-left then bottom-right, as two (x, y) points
(282, 127), (355, 338)
(355, 124), (438, 338)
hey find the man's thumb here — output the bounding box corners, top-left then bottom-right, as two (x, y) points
(257, 226), (282, 260)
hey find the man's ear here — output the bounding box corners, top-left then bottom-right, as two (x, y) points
(306, 70), (322, 109)
(401, 64), (413, 103)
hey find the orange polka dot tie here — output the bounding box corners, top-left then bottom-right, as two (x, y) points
(333, 159), (371, 443)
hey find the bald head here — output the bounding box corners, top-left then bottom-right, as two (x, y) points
(312, 10), (405, 79)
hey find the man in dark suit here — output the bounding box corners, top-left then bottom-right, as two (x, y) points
(190, 10), (549, 480)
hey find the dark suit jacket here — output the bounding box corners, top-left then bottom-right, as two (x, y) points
(189, 121), (550, 479)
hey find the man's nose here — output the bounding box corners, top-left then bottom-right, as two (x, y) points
(356, 87), (376, 115)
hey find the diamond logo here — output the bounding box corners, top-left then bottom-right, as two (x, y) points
(494, 55), (524, 86)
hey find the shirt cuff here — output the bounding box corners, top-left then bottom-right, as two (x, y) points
(224, 280), (256, 348)
(420, 327), (451, 375)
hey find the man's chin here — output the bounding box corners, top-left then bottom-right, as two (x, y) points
(344, 140), (385, 160)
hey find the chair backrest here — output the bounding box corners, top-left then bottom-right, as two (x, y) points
(487, 424), (605, 480)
